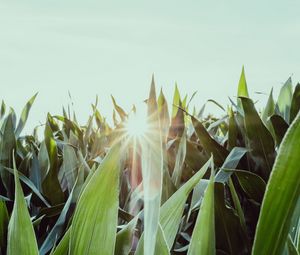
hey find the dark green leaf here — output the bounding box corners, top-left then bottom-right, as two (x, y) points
(252, 112), (300, 255)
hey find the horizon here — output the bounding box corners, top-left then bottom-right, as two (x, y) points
(1, 0), (300, 133)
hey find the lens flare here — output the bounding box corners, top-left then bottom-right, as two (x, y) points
(124, 112), (149, 138)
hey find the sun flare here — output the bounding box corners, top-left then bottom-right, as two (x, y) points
(124, 112), (149, 139)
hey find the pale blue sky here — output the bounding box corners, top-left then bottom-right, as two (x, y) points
(0, 1), (300, 133)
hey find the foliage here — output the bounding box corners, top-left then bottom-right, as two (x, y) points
(0, 68), (299, 255)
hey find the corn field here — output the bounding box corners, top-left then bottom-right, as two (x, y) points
(0, 68), (299, 255)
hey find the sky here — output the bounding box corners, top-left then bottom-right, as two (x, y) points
(0, 1), (300, 133)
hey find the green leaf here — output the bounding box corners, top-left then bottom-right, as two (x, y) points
(207, 99), (226, 112)
(148, 75), (158, 115)
(276, 77), (293, 122)
(290, 83), (300, 123)
(15, 93), (38, 137)
(135, 224), (170, 255)
(3, 166), (50, 207)
(215, 183), (249, 254)
(111, 95), (127, 121)
(261, 88), (275, 137)
(188, 165), (215, 255)
(192, 116), (228, 166)
(0, 100), (5, 120)
(69, 144), (121, 255)
(0, 114), (16, 197)
(171, 131), (186, 187)
(135, 158), (211, 253)
(215, 147), (248, 183)
(227, 107), (238, 150)
(0, 200), (8, 252)
(115, 216), (138, 255)
(270, 115), (289, 146)
(252, 112), (300, 255)
(185, 140), (209, 171)
(160, 158), (212, 248)
(172, 84), (181, 118)
(237, 66), (249, 98)
(40, 181), (76, 255)
(230, 169), (266, 203)
(169, 84), (185, 139)
(158, 89), (170, 142)
(30, 150), (42, 193)
(7, 158), (38, 255)
(61, 144), (78, 192)
(42, 122), (64, 205)
(228, 178), (247, 236)
(50, 227), (71, 255)
(240, 97), (275, 180)
(141, 78), (164, 255)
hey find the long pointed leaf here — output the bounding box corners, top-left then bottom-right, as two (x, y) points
(188, 164), (215, 255)
(7, 158), (38, 255)
(252, 112), (300, 255)
(69, 144), (121, 255)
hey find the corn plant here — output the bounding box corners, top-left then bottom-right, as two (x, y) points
(0, 68), (299, 255)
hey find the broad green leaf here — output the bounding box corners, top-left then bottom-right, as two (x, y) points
(135, 158), (211, 253)
(188, 165), (215, 255)
(252, 112), (300, 255)
(141, 78), (163, 255)
(290, 83), (300, 123)
(70, 144), (121, 255)
(192, 116), (228, 166)
(276, 77), (293, 122)
(240, 97), (275, 180)
(237, 66), (249, 98)
(15, 93), (37, 137)
(7, 159), (38, 255)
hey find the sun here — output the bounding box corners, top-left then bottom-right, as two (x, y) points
(124, 112), (149, 139)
